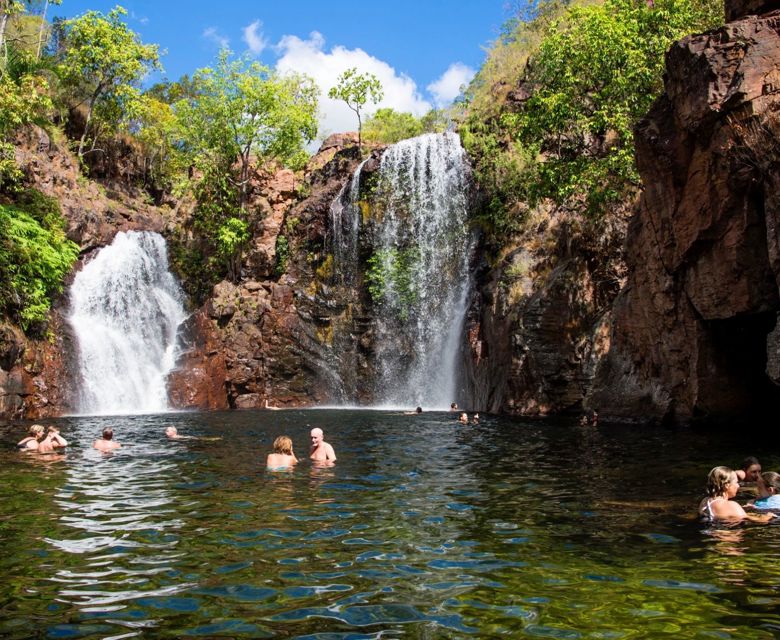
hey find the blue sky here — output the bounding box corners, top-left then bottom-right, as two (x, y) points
(55, 1), (514, 143)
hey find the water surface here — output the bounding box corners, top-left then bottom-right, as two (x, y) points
(2, 411), (780, 638)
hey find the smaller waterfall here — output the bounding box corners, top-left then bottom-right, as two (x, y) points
(68, 231), (187, 415)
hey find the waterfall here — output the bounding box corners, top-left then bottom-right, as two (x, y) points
(68, 231), (187, 415)
(328, 132), (476, 409)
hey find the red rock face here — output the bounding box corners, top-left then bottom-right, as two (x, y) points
(590, 11), (780, 424)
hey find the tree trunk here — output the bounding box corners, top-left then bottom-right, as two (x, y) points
(0, 11), (9, 68)
(357, 111), (363, 155)
(35, 0), (49, 60)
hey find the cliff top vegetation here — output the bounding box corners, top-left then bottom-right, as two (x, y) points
(459, 0), (723, 244)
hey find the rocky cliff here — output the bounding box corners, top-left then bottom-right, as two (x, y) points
(589, 1), (780, 425)
(0, 126), (362, 417)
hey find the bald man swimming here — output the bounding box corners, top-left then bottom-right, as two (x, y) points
(309, 427), (337, 463)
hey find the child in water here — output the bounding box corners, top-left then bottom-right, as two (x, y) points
(699, 466), (775, 523)
(266, 435), (298, 471)
(750, 472), (780, 510)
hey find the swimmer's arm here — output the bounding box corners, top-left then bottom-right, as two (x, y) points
(745, 511), (776, 523)
(52, 433), (68, 447)
(327, 445), (336, 461)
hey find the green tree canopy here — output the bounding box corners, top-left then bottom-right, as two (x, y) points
(57, 5), (161, 158)
(328, 67), (383, 153)
(176, 49), (318, 207)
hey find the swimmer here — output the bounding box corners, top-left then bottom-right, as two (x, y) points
(472, 413), (480, 424)
(164, 426), (221, 441)
(266, 435), (298, 471)
(309, 427), (336, 463)
(458, 412), (468, 424)
(749, 472), (780, 510)
(403, 407), (423, 415)
(17, 424), (45, 450)
(698, 466), (774, 523)
(93, 428), (121, 452)
(735, 456), (768, 496)
(37, 426), (68, 453)
(264, 399), (283, 411)
(450, 402), (458, 412)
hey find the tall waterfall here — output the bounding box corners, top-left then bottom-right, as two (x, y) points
(68, 231), (187, 415)
(328, 132), (476, 409)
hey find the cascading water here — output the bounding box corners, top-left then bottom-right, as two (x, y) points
(327, 132), (476, 408)
(68, 231), (187, 415)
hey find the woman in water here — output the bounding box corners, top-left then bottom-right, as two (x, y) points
(17, 424), (45, 450)
(266, 435), (298, 471)
(699, 466), (775, 523)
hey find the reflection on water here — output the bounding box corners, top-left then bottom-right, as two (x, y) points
(2, 411), (780, 638)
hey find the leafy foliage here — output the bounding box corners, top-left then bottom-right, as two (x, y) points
(365, 247), (419, 319)
(57, 5), (161, 158)
(0, 71), (52, 187)
(328, 67), (383, 153)
(363, 108), (447, 144)
(461, 0), (722, 240)
(0, 194), (79, 332)
(169, 49), (318, 288)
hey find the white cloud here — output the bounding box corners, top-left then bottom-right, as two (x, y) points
(274, 32), (431, 146)
(243, 20), (268, 55)
(427, 62), (475, 109)
(202, 27), (229, 50)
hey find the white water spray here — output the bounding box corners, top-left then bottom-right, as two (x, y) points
(68, 231), (187, 415)
(329, 132), (476, 409)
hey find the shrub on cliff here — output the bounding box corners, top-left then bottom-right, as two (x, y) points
(0, 192), (79, 333)
(461, 0), (722, 240)
(363, 108), (448, 145)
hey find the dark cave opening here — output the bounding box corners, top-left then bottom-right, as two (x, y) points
(700, 310), (780, 424)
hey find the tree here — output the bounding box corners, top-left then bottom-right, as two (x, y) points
(509, 0), (722, 212)
(328, 67), (383, 153)
(176, 49), (318, 210)
(57, 6), (161, 159)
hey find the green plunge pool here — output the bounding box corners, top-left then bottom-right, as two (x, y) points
(1, 410), (779, 638)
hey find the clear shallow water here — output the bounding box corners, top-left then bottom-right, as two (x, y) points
(2, 411), (780, 639)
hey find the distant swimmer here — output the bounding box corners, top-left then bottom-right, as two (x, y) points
(93, 428), (121, 452)
(264, 399), (283, 411)
(266, 435), (298, 471)
(309, 427), (336, 463)
(403, 407), (423, 415)
(450, 403), (458, 412)
(17, 424), (45, 451)
(164, 426), (221, 441)
(37, 426), (68, 453)
(472, 413), (480, 424)
(458, 412), (469, 424)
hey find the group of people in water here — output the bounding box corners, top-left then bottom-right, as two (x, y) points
(17, 421), (335, 472)
(21, 420), (777, 525)
(266, 427), (336, 470)
(700, 457), (780, 523)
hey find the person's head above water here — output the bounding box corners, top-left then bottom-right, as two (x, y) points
(741, 456), (762, 482)
(706, 466), (738, 498)
(310, 427), (323, 445)
(450, 402), (458, 411)
(165, 426), (178, 438)
(102, 428), (114, 440)
(29, 424), (45, 439)
(415, 407), (422, 413)
(273, 435), (293, 455)
(761, 471), (780, 495)
(458, 412), (468, 423)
